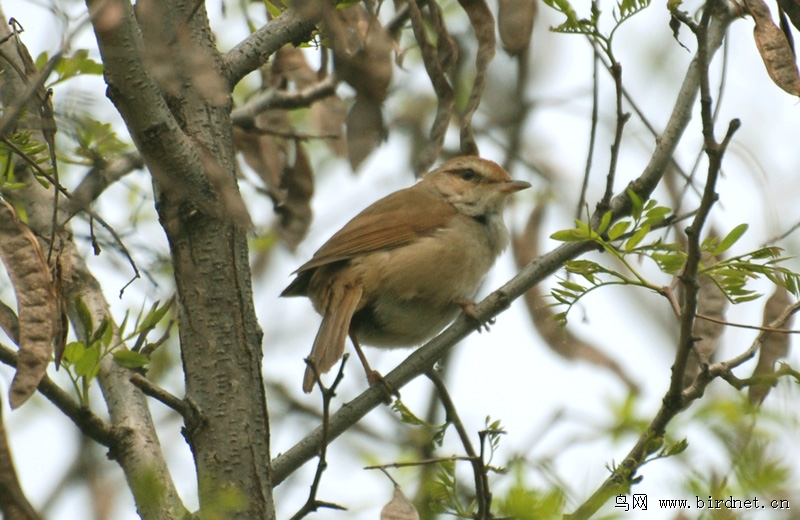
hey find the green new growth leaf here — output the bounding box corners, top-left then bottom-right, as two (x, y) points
(136, 299), (173, 334)
(74, 117), (130, 160)
(662, 438), (689, 458)
(651, 252), (686, 274)
(74, 295), (94, 338)
(616, 0), (651, 23)
(113, 350), (151, 369)
(62, 342), (86, 366)
(711, 223), (748, 256)
(90, 316), (111, 345)
(627, 188), (643, 221)
(47, 50), (104, 87)
(598, 210), (613, 235)
(550, 228), (587, 242)
(542, 0), (596, 34)
(625, 225), (650, 252)
(559, 280), (587, 293)
(74, 345), (100, 379)
(392, 399), (433, 427)
(565, 259), (611, 282)
(642, 205), (672, 227)
(608, 220), (631, 241)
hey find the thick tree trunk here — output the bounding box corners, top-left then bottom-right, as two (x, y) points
(88, 0), (275, 517)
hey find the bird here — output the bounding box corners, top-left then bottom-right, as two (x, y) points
(280, 155), (531, 393)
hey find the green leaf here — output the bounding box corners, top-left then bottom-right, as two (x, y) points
(662, 438), (689, 457)
(74, 295), (93, 338)
(550, 228), (587, 242)
(542, 0), (594, 34)
(598, 210), (613, 235)
(711, 224), (749, 256)
(35, 51), (49, 69)
(553, 312), (568, 327)
(113, 350), (150, 369)
(90, 316), (111, 345)
(625, 225), (650, 252)
(102, 318), (115, 347)
(137, 299), (172, 332)
(74, 345), (100, 378)
(392, 400), (434, 426)
(608, 220), (631, 241)
(642, 206), (672, 227)
(652, 252), (686, 274)
(559, 280), (586, 293)
(733, 293), (762, 304)
(49, 49), (103, 87)
(627, 189), (643, 221)
(63, 341), (86, 366)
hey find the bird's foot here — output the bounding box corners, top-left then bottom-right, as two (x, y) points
(367, 370), (400, 403)
(458, 299), (495, 333)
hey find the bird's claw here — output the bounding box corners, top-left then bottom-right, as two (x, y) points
(368, 370), (400, 403)
(458, 300), (494, 333)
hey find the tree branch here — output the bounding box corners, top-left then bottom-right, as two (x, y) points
(223, 5), (322, 88)
(0, 343), (116, 447)
(0, 395), (41, 520)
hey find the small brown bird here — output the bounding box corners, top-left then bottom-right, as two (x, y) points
(281, 156), (530, 393)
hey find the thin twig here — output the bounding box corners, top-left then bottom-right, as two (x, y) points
(1, 136), (141, 293)
(577, 40), (600, 220)
(426, 369), (492, 519)
(289, 357), (349, 520)
(364, 455), (478, 471)
(129, 374), (192, 418)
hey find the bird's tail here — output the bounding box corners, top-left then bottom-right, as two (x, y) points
(303, 284), (363, 393)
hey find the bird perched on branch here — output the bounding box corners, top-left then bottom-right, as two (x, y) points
(281, 156), (530, 393)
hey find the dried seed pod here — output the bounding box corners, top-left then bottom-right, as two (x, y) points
(498, 0), (538, 55)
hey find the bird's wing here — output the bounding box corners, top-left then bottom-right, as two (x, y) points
(294, 185), (456, 272)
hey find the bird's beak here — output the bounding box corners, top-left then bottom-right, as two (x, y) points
(500, 180), (532, 194)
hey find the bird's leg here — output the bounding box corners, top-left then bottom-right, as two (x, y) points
(458, 299), (495, 333)
(349, 330), (399, 401)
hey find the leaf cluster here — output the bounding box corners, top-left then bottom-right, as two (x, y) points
(541, 0), (651, 57)
(549, 195), (799, 325)
(0, 132), (52, 190)
(61, 297), (172, 405)
(35, 49), (103, 88)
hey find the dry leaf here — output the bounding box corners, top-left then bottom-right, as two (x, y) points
(512, 202), (639, 392)
(346, 95), (385, 170)
(498, 0), (538, 55)
(233, 113), (289, 194)
(777, 0), (800, 32)
(380, 486), (420, 520)
(310, 95), (348, 157)
(779, 7), (796, 55)
(330, 5), (393, 102)
(273, 45), (317, 89)
(276, 144), (314, 250)
(0, 201), (58, 409)
(745, 0), (800, 96)
(748, 286), (794, 405)
(456, 0), (497, 155)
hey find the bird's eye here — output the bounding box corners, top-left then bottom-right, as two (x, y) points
(458, 169), (477, 181)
